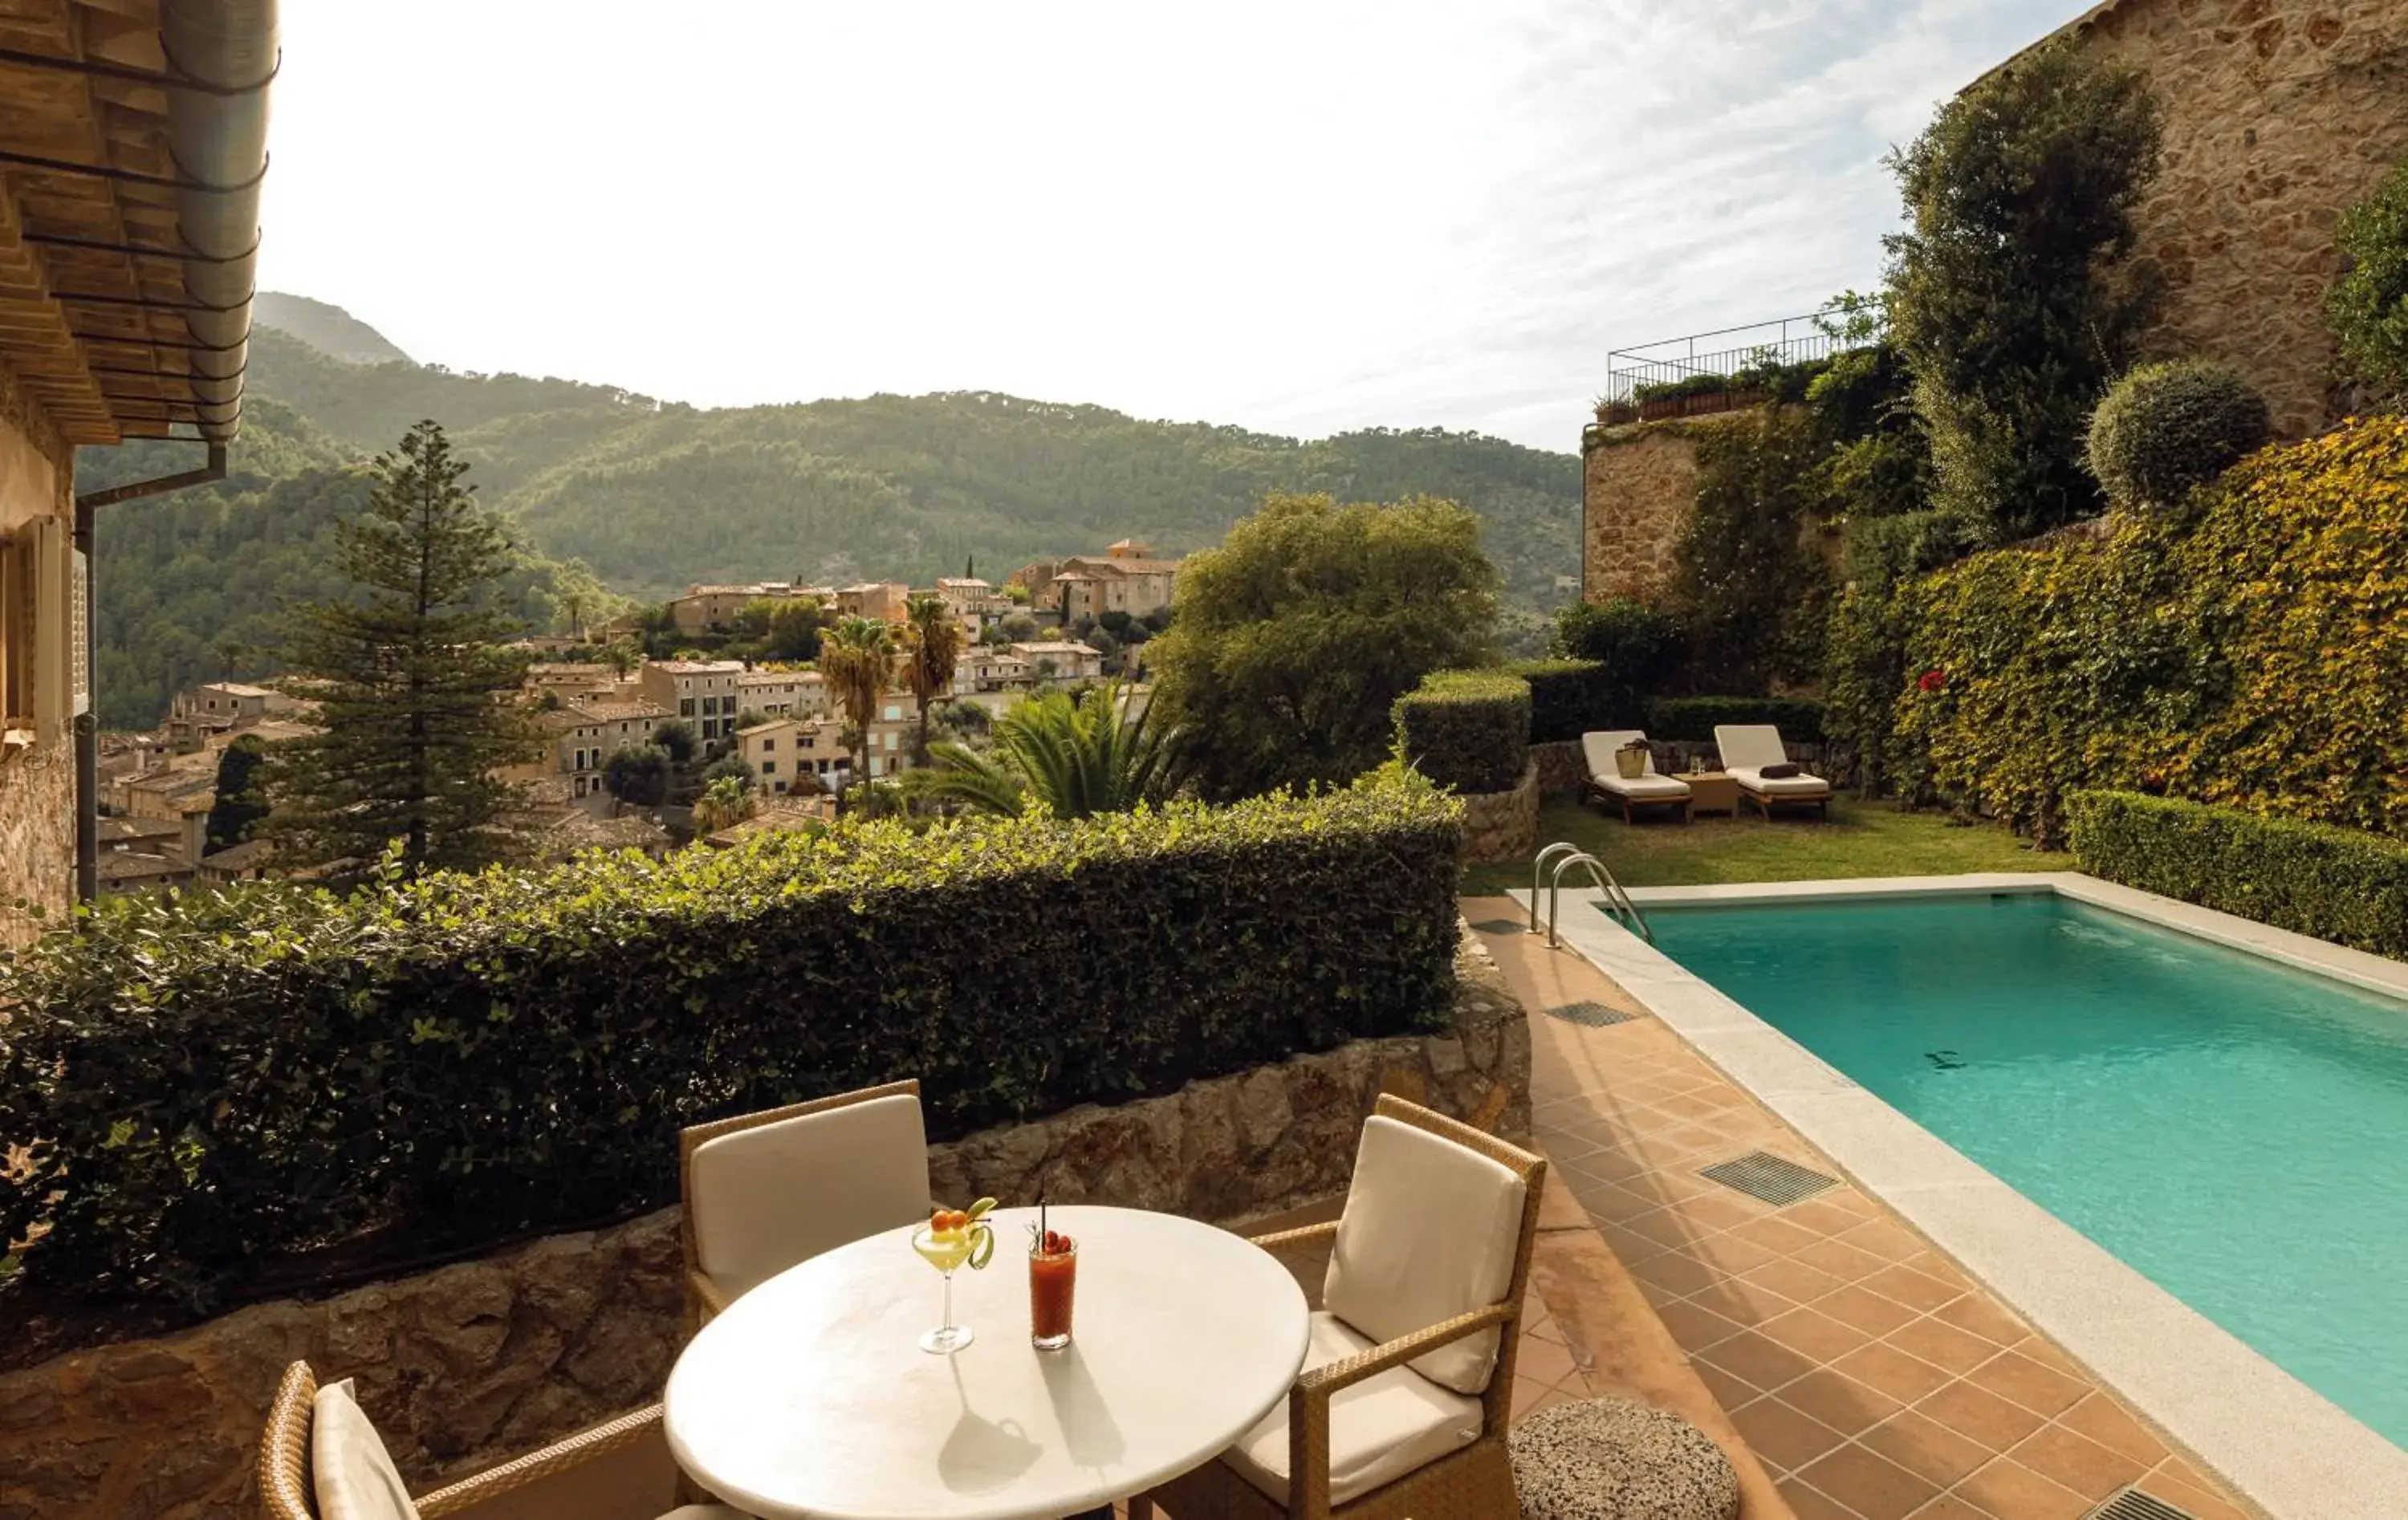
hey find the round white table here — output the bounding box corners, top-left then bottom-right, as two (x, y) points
(664, 1205), (1311, 1520)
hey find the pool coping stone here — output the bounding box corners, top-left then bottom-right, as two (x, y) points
(1514, 869), (2408, 1520)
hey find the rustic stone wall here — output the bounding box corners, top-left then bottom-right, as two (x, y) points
(0, 352), (73, 949)
(1531, 740), (1588, 797)
(1455, 761), (1538, 864)
(0, 933), (1531, 1520)
(2072, 0), (2408, 436)
(1580, 413), (1751, 604)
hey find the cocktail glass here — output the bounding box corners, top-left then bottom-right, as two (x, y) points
(913, 1224), (981, 1354)
(1029, 1238), (1076, 1351)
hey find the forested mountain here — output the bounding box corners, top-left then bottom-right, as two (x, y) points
(250, 293), (413, 367)
(83, 400), (605, 729)
(84, 299), (1580, 726)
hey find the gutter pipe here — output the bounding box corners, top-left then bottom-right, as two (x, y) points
(71, 0), (275, 904)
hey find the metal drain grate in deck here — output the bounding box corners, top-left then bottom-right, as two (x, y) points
(1698, 1151), (1838, 1206)
(1466, 917), (1527, 935)
(1543, 1000), (1637, 1028)
(2085, 1490), (2195, 1520)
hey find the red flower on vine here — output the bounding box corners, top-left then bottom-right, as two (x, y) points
(1917, 669), (1948, 693)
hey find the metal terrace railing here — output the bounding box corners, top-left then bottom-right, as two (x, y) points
(1598, 306), (1885, 424)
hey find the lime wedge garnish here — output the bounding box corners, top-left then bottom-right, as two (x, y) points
(967, 1197), (999, 1220)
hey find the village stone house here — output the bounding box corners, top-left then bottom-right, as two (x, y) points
(637, 659), (749, 742)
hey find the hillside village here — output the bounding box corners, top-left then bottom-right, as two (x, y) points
(88, 539), (1180, 889)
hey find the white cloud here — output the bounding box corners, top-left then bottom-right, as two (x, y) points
(255, 0), (2088, 453)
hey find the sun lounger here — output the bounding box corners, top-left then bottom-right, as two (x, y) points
(1714, 724), (1832, 819)
(1580, 730), (1692, 823)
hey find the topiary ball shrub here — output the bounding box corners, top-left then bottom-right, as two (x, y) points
(2085, 360), (2272, 509)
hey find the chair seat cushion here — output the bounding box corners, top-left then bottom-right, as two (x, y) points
(1728, 767), (1830, 797)
(660, 1507), (755, 1519)
(311, 1379), (421, 1520)
(1592, 773), (1692, 800)
(1224, 1312), (1484, 1508)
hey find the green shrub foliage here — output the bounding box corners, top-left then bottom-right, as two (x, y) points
(0, 783), (1463, 1307)
(1503, 659), (1609, 744)
(1643, 696), (1825, 744)
(1393, 671), (1531, 794)
(2068, 791), (2408, 957)
(1550, 598), (1683, 724)
(2327, 155), (2408, 400)
(2085, 360), (2270, 509)
(1861, 417), (2408, 844)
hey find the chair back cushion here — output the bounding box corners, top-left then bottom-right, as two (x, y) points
(690, 1092), (932, 1298)
(1324, 1116), (1527, 1395)
(1714, 724), (1788, 771)
(311, 1378), (421, 1520)
(1581, 730), (1656, 778)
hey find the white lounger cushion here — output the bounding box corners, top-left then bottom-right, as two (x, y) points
(1730, 770), (1832, 797)
(1324, 1116), (1525, 1396)
(1224, 1311), (1484, 1507)
(690, 1093), (931, 1301)
(1714, 725), (1831, 796)
(1581, 731), (1690, 799)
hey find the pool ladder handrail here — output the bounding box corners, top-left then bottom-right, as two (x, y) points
(1531, 843), (1653, 946)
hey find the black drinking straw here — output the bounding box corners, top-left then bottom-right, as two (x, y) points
(1039, 1187), (1047, 1248)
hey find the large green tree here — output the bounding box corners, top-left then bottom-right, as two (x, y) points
(1885, 38), (2161, 544)
(1149, 491), (1500, 799)
(2329, 154), (2408, 403)
(205, 734), (270, 851)
(262, 421), (536, 874)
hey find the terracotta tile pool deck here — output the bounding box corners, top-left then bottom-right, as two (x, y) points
(1466, 896), (2260, 1520)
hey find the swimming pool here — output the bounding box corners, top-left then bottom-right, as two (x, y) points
(1643, 891), (2408, 1448)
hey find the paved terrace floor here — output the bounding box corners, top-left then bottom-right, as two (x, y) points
(1466, 896), (2258, 1520)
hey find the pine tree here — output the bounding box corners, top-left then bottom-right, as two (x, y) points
(262, 421), (537, 875)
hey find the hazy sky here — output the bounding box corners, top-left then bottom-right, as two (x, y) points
(255, 1), (2084, 454)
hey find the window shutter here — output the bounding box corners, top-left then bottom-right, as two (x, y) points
(70, 545), (88, 718)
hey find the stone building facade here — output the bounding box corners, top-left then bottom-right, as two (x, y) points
(1580, 413), (1746, 605)
(0, 356), (76, 948)
(2041, 0), (2408, 436)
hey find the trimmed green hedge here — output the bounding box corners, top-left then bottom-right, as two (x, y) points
(0, 783), (1463, 1307)
(1645, 695), (1825, 745)
(2067, 790), (2408, 957)
(1503, 659), (1611, 743)
(1393, 670), (1531, 794)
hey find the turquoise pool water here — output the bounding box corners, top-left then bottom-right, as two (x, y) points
(1642, 892), (2408, 1447)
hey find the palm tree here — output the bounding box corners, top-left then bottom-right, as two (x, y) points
(818, 616), (896, 787)
(901, 681), (1182, 820)
(694, 774), (755, 835)
(903, 595), (966, 764)
(598, 640), (640, 679)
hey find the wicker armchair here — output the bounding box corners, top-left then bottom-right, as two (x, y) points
(1147, 1095), (1545, 1520)
(678, 1079), (931, 1335)
(256, 1359), (746, 1519)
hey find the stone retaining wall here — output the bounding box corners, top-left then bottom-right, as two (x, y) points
(0, 934), (1531, 1520)
(1532, 740), (1588, 797)
(1580, 413), (1752, 604)
(1456, 760), (1538, 864)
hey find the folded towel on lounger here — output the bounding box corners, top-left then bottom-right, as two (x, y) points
(1760, 761), (1800, 779)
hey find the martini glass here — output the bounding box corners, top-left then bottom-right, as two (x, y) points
(913, 1221), (990, 1353)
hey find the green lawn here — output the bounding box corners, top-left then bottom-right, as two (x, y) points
(1462, 795), (2052, 895)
